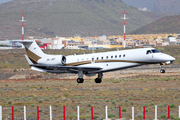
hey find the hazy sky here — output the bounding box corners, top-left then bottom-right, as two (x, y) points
(122, 0), (158, 11)
(0, 0), (12, 4)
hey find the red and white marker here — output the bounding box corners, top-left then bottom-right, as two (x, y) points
(20, 10), (26, 41)
(121, 10), (128, 48)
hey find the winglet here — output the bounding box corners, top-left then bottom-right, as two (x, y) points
(25, 54), (34, 66)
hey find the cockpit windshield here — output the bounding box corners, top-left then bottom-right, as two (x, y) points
(146, 49), (160, 55)
(151, 49), (160, 53)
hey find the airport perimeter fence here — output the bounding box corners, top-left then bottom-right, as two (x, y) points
(0, 105), (180, 120)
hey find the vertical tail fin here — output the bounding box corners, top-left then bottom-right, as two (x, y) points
(14, 40), (46, 63)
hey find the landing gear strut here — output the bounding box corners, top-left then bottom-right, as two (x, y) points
(77, 70), (84, 83)
(95, 73), (103, 83)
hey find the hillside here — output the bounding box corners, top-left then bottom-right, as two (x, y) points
(153, 0), (180, 14)
(130, 15), (180, 34)
(0, 0), (164, 40)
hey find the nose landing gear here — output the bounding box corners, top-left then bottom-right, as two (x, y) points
(160, 69), (165, 73)
(160, 64), (165, 73)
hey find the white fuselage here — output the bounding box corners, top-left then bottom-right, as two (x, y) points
(64, 48), (175, 74)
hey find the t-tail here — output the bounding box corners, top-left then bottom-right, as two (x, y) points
(14, 40), (66, 67)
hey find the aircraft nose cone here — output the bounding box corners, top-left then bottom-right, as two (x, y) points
(169, 56), (175, 61)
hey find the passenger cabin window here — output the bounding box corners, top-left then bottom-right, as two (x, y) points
(77, 59), (79, 62)
(111, 56), (113, 58)
(119, 55), (121, 58)
(87, 58), (88, 60)
(82, 59), (84, 61)
(106, 56), (108, 59)
(115, 55), (117, 58)
(97, 57), (99, 60)
(123, 54), (125, 57)
(146, 50), (151, 55)
(101, 57), (103, 59)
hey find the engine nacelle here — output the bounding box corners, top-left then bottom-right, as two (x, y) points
(37, 55), (66, 65)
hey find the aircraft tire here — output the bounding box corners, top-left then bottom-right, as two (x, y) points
(95, 78), (102, 83)
(160, 69), (165, 73)
(77, 78), (84, 83)
(80, 78), (84, 83)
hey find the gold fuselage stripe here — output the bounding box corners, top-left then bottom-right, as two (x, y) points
(25, 47), (41, 62)
(65, 60), (155, 66)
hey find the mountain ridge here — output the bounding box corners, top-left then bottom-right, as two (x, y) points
(0, 0), (164, 40)
(130, 15), (180, 34)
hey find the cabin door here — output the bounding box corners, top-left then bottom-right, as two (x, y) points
(146, 50), (153, 61)
(91, 56), (95, 63)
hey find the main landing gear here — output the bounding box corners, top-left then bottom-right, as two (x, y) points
(77, 70), (84, 83)
(76, 71), (103, 84)
(95, 73), (103, 83)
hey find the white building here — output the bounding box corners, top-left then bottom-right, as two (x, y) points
(169, 37), (176, 42)
(50, 37), (65, 49)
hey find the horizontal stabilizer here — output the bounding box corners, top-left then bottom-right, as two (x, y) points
(31, 66), (47, 72)
(12, 40), (34, 43)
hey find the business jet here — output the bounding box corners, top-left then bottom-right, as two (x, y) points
(15, 40), (175, 83)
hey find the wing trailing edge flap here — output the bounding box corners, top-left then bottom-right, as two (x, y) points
(34, 65), (102, 71)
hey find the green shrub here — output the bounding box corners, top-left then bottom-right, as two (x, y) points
(33, 96), (38, 99)
(31, 104), (35, 107)
(27, 114), (33, 119)
(170, 104), (176, 108)
(6, 97), (10, 100)
(13, 69), (17, 72)
(143, 104), (148, 107)
(39, 109), (42, 112)
(108, 113), (115, 118)
(94, 115), (99, 119)
(64, 92), (69, 97)
(124, 99), (128, 102)
(110, 106), (114, 111)
(8, 101), (12, 105)
(150, 102), (155, 106)
(38, 100), (43, 103)
(137, 113), (143, 119)
(160, 114), (166, 119)
(111, 100), (115, 104)
(70, 113), (76, 118)
(122, 107), (127, 112)
(44, 97), (49, 101)
(28, 97), (32, 100)
(159, 103), (164, 107)
(87, 103), (91, 107)
(56, 100), (60, 103)
(14, 107), (20, 112)
(128, 97), (133, 100)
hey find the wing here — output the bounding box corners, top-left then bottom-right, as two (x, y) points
(33, 64), (102, 73)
